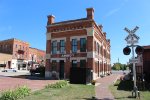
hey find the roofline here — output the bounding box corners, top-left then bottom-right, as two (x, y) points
(93, 21), (110, 46)
(29, 47), (45, 52)
(0, 38), (29, 45)
(46, 18), (92, 27)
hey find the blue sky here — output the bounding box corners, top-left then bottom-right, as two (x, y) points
(0, 0), (150, 65)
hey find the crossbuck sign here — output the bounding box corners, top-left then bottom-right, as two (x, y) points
(124, 26), (140, 44)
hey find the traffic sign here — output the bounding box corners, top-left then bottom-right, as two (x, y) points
(125, 34), (139, 44)
(124, 26), (140, 44)
(129, 58), (138, 63)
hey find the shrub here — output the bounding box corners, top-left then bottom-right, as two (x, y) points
(91, 80), (96, 85)
(14, 86), (31, 98)
(0, 90), (15, 100)
(0, 86), (31, 100)
(45, 80), (68, 89)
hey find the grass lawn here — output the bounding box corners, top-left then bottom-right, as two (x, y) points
(109, 80), (150, 100)
(18, 84), (95, 100)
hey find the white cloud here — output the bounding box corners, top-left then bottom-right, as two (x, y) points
(104, 8), (120, 17)
(104, 0), (129, 18)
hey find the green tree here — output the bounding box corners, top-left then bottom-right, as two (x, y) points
(112, 63), (128, 70)
(112, 63), (121, 70)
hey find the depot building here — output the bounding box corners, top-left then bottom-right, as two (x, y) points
(45, 8), (111, 80)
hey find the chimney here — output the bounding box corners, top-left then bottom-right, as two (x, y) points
(98, 25), (103, 31)
(47, 15), (55, 25)
(107, 39), (110, 43)
(103, 32), (106, 37)
(86, 8), (94, 19)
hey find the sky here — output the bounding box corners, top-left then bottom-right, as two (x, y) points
(0, 0), (150, 65)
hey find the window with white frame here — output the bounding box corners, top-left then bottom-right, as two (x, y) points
(80, 38), (86, 52)
(60, 40), (65, 54)
(72, 39), (77, 53)
(52, 40), (57, 54)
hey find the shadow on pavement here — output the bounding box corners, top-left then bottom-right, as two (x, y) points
(82, 97), (114, 100)
(9, 75), (46, 80)
(114, 95), (136, 100)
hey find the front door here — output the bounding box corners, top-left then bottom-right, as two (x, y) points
(59, 60), (64, 79)
(8, 61), (11, 69)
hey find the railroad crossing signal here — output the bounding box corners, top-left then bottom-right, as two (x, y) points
(124, 26), (140, 44)
(123, 26), (142, 98)
(124, 26), (139, 34)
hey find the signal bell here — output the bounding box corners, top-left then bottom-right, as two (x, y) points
(123, 46), (131, 55)
(135, 46), (143, 54)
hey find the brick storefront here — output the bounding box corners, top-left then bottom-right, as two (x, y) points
(45, 8), (111, 80)
(0, 38), (45, 70)
(28, 47), (45, 69)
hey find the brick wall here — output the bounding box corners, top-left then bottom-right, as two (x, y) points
(45, 8), (111, 79)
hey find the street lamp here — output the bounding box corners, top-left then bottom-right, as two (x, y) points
(31, 54), (34, 69)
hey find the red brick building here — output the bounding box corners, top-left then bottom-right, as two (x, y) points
(0, 38), (45, 70)
(28, 47), (45, 68)
(136, 45), (150, 82)
(45, 8), (111, 80)
(0, 38), (29, 69)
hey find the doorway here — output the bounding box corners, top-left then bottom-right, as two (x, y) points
(59, 60), (64, 79)
(8, 61), (11, 69)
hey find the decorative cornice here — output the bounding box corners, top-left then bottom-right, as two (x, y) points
(47, 19), (93, 33)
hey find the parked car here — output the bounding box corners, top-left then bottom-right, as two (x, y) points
(30, 67), (45, 76)
(2, 68), (17, 72)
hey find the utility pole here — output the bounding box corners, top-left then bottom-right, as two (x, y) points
(118, 58), (120, 63)
(32, 54), (34, 69)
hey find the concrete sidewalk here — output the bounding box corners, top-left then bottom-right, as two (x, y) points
(95, 74), (121, 100)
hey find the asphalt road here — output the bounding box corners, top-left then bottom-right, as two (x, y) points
(0, 71), (30, 77)
(111, 70), (130, 75)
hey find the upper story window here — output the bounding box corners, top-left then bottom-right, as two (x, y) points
(5, 45), (7, 49)
(52, 40), (57, 54)
(60, 40), (65, 54)
(19, 45), (21, 49)
(0, 45), (2, 51)
(100, 46), (103, 55)
(16, 44), (17, 48)
(80, 38), (86, 52)
(96, 42), (98, 53)
(97, 43), (100, 54)
(72, 39), (77, 53)
(9, 45), (11, 50)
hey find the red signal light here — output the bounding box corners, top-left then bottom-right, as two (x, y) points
(135, 46), (143, 54)
(123, 46), (131, 55)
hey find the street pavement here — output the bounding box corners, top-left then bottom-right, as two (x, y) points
(111, 70), (130, 75)
(95, 74), (122, 100)
(0, 71), (30, 77)
(0, 71), (57, 92)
